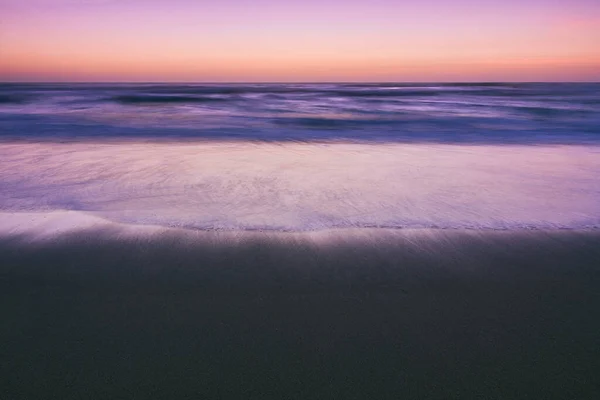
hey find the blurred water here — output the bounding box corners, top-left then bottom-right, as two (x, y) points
(1, 83), (599, 232)
(1, 83), (599, 143)
(0, 142), (598, 231)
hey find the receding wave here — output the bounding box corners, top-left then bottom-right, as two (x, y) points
(1, 142), (598, 234)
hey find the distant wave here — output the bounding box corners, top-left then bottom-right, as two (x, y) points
(111, 95), (229, 104)
(270, 116), (396, 129)
(329, 89), (439, 97)
(510, 105), (592, 117)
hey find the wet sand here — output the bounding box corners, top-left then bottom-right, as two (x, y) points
(1, 227), (600, 399)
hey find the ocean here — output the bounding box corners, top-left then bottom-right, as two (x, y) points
(1, 82), (600, 143)
(1, 82), (599, 233)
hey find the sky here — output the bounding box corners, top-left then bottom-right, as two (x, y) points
(1, 0), (599, 82)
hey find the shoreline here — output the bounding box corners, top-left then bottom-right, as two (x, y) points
(1, 210), (599, 238)
(2, 217), (599, 288)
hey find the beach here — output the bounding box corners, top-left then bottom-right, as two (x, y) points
(1, 224), (600, 398)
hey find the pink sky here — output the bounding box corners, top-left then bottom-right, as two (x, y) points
(1, 0), (599, 81)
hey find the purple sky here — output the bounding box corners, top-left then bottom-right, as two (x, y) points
(1, 0), (599, 81)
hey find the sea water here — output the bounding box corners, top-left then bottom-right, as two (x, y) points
(1, 83), (599, 232)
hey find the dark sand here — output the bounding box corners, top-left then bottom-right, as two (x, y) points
(1, 228), (599, 399)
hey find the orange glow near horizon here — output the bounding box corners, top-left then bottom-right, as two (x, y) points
(1, 0), (599, 82)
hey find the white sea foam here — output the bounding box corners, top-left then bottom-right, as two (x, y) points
(1, 142), (599, 234)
